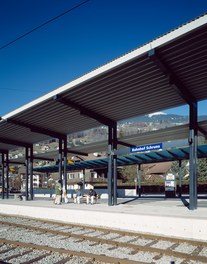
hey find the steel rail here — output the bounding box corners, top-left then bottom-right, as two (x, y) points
(0, 213), (206, 247)
(0, 238), (142, 264)
(0, 220), (207, 263)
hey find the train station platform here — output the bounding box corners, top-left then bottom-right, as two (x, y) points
(0, 194), (207, 242)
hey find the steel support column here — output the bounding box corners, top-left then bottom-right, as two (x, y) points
(58, 139), (63, 183)
(30, 145), (34, 200)
(137, 164), (142, 197)
(6, 152), (9, 199)
(58, 138), (63, 202)
(1, 154), (5, 199)
(113, 123), (117, 205)
(82, 169), (85, 190)
(25, 147), (29, 200)
(189, 102), (198, 210)
(107, 126), (113, 206)
(63, 137), (67, 193)
(178, 160), (182, 198)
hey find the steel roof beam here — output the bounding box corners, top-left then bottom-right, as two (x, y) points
(120, 156), (135, 164)
(53, 95), (115, 127)
(7, 161), (26, 165)
(6, 119), (65, 139)
(67, 149), (88, 156)
(154, 152), (167, 159)
(148, 49), (196, 105)
(96, 159), (108, 165)
(85, 160), (102, 166)
(67, 164), (82, 170)
(180, 149), (189, 156)
(0, 149), (7, 154)
(117, 140), (136, 148)
(144, 153), (157, 160)
(197, 148), (204, 155)
(33, 157), (55, 161)
(197, 124), (207, 138)
(167, 150), (180, 159)
(0, 137), (32, 148)
(0, 136), (32, 148)
(134, 155), (148, 162)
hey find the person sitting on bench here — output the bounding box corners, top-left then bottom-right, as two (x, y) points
(73, 188), (82, 204)
(86, 187), (97, 205)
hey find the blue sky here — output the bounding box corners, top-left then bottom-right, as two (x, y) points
(0, 0), (207, 117)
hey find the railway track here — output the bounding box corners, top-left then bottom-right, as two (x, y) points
(0, 214), (207, 263)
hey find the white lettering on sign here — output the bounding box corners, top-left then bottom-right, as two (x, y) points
(131, 143), (162, 153)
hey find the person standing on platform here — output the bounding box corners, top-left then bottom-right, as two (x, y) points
(63, 191), (69, 203)
(54, 180), (62, 205)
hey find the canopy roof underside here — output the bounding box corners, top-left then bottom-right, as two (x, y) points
(0, 14), (207, 153)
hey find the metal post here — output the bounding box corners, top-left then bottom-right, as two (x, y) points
(63, 137), (67, 193)
(25, 147), (29, 200)
(6, 152), (9, 199)
(82, 169), (85, 190)
(107, 126), (113, 206)
(58, 138), (63, 202)
(178, 160), (182, 198)
(138, 164), (142, 197)
(1, 153), (5, 199)
(46, 172), (49, 190)
(113, 123), (117, 205)
(30, 145), (34, 200)
(189, 102), (198, 210)
(58, 139), (62, 183)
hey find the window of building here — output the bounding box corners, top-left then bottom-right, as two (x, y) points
(68, 173), (75, 179)
(91, 172), (97, 179)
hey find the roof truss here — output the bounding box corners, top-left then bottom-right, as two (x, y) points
(148, 49), (196, 105)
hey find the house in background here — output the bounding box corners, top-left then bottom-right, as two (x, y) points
(143, 162), (172, 183)
(18, 166), (47, 189)
(66, 153), (108, 189)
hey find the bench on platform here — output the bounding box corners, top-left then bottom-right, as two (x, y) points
(14, 193), (22, 200)
(74, 194), (101, 204)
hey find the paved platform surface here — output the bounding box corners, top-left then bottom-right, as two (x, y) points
(0, 195), (207, 242)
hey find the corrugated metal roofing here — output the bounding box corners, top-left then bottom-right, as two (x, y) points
(33, 144), (207, 173)
(0, 14), (207, 152)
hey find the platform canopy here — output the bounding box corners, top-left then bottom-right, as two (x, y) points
(33, 144), (207, 173)
(0, 13), (207, 153)
(6, 120), (207, 164)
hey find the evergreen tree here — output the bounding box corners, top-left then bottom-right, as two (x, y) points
(170, 160), (189, 182)
(198, 158), (207, 183)
(120, 165), (138, 184)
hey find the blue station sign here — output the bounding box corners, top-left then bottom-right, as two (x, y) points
(130, 143), (163, 153)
